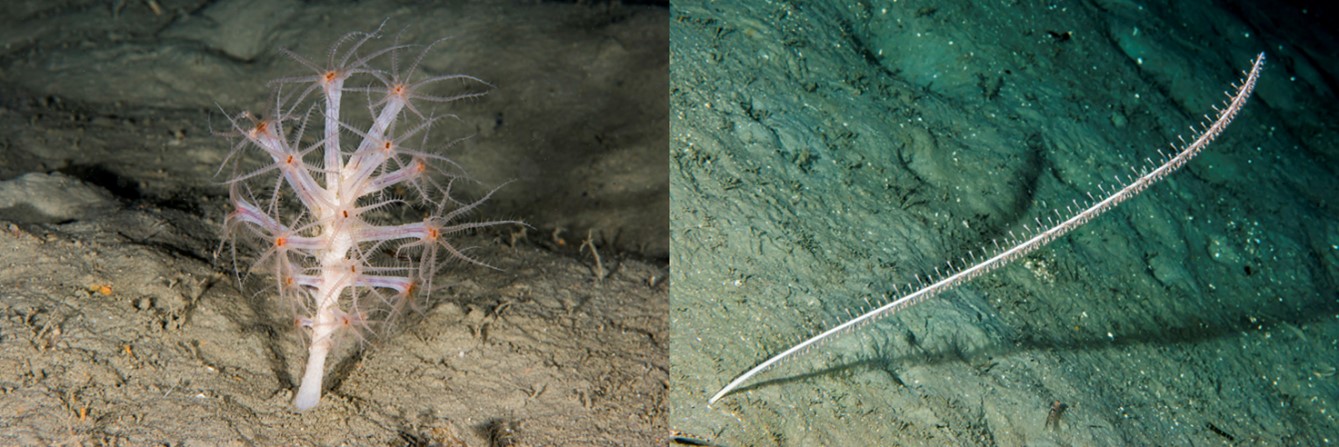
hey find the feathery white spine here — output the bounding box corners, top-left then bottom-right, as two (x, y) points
(708, 53), (1265, 405)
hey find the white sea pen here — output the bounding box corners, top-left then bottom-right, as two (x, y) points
(219, 25), (517, 411)
(710, 53), (1265, 406)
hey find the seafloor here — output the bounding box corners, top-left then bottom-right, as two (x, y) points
(670, 0), (1337, 445)
(0, 1), (667, 445)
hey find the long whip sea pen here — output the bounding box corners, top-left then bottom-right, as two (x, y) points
(709, 52), (1265, 405)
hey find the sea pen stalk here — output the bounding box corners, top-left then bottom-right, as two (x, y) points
(709, 53), (1265, 405)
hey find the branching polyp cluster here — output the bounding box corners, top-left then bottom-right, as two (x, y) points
(220, 27), (513, 411)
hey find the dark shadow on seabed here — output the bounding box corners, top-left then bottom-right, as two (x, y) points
(712, 284), (1339, 405)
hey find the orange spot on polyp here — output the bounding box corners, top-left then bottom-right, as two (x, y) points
(275, 237), (287, 247)
(427, 228), (439, 240)
(324, 71), (338, 83)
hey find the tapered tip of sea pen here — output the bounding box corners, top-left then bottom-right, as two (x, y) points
(708, 372), (752, 406)
(707, 390), (725, 407)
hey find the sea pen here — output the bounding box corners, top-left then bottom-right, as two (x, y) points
(709, 53), (1265, 405)
(220, 25), (516, 411)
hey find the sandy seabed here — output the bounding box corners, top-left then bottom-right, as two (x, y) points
(669, 1), (1338, 445)
(0, 1), (668, 445)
